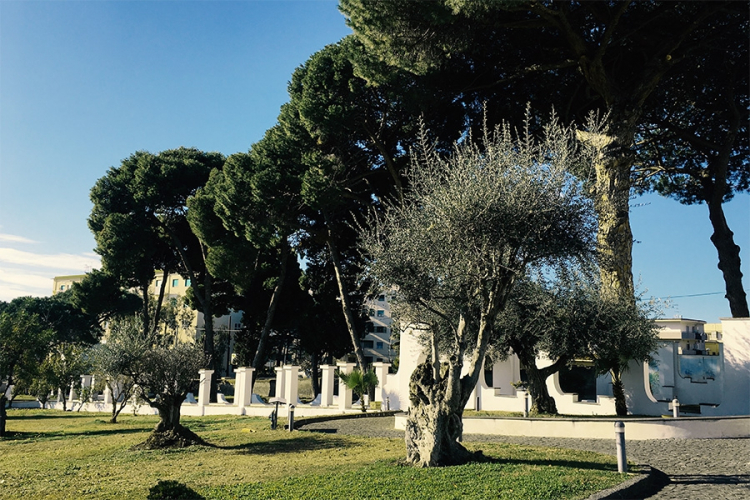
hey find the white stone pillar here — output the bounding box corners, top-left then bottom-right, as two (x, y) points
(103, 383), (113, 405)
(284, 365), (300, 406)
(321, 365), (336, 407)
(371, 362), (390, 402)
(81, 374), (93, 390)
(68, 382), (77, 403)
(234, 367), (255, 408)
(198, 369), (214, 406)
(274, 366), (286, 400)
(337, 362), (356, 410)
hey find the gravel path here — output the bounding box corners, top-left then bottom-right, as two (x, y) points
(301, 415), (750, 500)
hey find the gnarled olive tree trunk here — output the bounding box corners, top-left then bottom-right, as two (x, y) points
(136, 395), (204, 449)
(405, 362), (475, 467)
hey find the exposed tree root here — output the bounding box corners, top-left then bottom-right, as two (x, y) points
(131, 425), (209, 450)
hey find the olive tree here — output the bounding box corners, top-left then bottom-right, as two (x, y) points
(101, 317), (206, 448)
(360, 116), (597, 466)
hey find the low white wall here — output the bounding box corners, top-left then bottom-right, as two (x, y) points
(394, 414), (750, 440)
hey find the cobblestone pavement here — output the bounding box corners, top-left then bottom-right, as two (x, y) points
(301, 416), (750, 499)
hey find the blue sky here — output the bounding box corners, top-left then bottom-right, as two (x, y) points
(0, 1), (747, 322)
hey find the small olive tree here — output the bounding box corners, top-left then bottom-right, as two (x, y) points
(360, 115), (597, 466)
(90, 320), (150, 423)
(97, 317), (206, 448)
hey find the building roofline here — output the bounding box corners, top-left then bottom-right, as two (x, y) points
(656, 317), (706, 324)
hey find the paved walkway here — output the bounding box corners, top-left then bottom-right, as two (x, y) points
(300, 416), (750, 499)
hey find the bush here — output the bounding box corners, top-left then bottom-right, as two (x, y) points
(147, 480), (203, 500)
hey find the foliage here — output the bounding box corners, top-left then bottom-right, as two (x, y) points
(88, 147), (230, 367)
(586, 293), (660, 416)
(0, 309), (54, 436)
(89, 319), (148, 423)
(70, 269), (142, 326)
(147, 480), (203, 500)
(338, 368), (379, 412)
(41, 342), (91, 411)
(0, 410), (624, 500)
(341, 0), (748, 303)
(360, 115), (596, 465)
(495, 266), (659, 415)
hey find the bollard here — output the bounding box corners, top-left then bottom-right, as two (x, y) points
(270, 401), (280, 430)
(385, 397), (390, 411)
(288, 404), (295, 432)
(614, 421), (627, 473)
(672, 398), (680, 418)
(523, 393), (529, 418)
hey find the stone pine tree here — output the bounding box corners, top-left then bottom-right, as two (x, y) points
(342, 0), (746, 304)
(360, 116), (596, 466)
(635, 23), (749, 317)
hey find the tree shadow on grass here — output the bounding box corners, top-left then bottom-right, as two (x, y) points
(5, 412), (83, 420)
(219, 435), (356, 456)
(466, 452), (621, 473)
(1, 427), (148, 442)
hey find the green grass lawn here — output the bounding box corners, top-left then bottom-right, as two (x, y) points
(0, 409), (627, 499)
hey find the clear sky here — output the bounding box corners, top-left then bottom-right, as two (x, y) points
(0, 1), (747, 323)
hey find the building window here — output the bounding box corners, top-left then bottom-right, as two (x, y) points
(172, 279), (179, 287)
(368, 308), (375, 317)
(376, 310), (385, 317)
(59, 285), (66, 291)
(363, 340), (374, 348)
(375, 326), (386, 333)
(376, 341), (384, 349)
(378, 294), (385, 301)
(185, 279), (191, 287)
(155, 280), (161, 287)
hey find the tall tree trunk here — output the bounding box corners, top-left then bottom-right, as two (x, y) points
(252, 242), (291, 369)
(707, 189), (749, 318)
(323, 211), (367, 369)
(585, 118), (638, 302)
(310, 350), (320, 398)
(0, 395), (7, 438)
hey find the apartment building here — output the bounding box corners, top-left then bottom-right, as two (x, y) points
(362, 291), (396, 364)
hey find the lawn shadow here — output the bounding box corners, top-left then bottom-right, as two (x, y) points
(1, 427), (148, 442)
(219, 434), (356, 456)
(469, 452), (620, 473)
(6, 412), (83, 420)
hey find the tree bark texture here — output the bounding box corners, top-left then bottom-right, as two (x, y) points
(134, 399), (205, 449)
(707, 197), (749, 318)
(589, 120), (637, 302)
(405, 362), (475, 467)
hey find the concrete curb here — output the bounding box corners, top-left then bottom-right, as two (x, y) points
(294, 410), (403, 429)
(586, 464), (667, 500)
